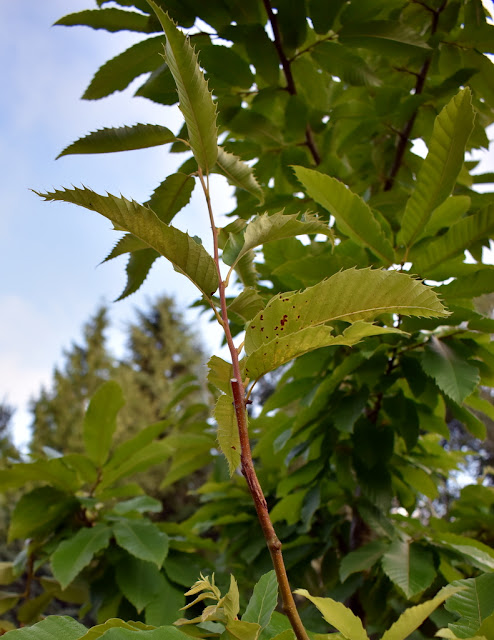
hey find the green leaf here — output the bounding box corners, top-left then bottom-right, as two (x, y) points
(422, 196), (471, 239)
(148, 2), (218, 172)
(339, 20), (431, 55)
(381, 585), (463, 640)
(208, 356), (234, 394)
(200, 45), (255, 90)
(103, 233), (149, 262)
(223, 575), (240, 623)
(223, 211), (333, 271)
(339, 541), (389, 583)
(51, 524), (112, 589)
(116, 248), (159, 301)
(245, 268), (448, 356)
(445, 574), (494, 639)
(214, 393), (241, 475)
(243, 571), (278, 630)
(115, 556), (167, 613)
(270, 491), (306, 525)
(83, 381), (125, 466)
(412, 207), (494, 277)
(57, 124), (177, 158)
(112, 496), (162, 515)
(214, 147), (263, 203)
(311, 42), (381, 87)
(55, 8), (157, 33)
(83, 35), (166, 100)
(398, 89), (475, 249)
(146, 172), (195, 224)
(1, 616), (87, 639)
(112, 519), (169, 567)
(224, 621), (261, 640)
(294, 589), (369, 640)
(420, 337), (480, 405)
(36, 187), (219, 298)
(435, 533), (494, 572)
(90, 628), (188, 640)
(99, 439), (173, 491)
(145, 575), (185, 626)
(245, 322), (402, 380)
(8, 486), (78, 543)
(381, 540), (436, 599)
(228, 289), (266, 323)
(293, 167), (394, 264)
(76, 618), (154, 640)
(0, 458), (79, 492)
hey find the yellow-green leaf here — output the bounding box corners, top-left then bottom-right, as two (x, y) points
(214, 394), (241, 475)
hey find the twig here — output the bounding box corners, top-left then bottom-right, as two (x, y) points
(198, 168), (310, 640)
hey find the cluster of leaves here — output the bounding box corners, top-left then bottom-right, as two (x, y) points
(2, 0), (494, 638)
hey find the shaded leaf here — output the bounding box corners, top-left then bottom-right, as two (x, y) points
(51, 524), (112, 589)
(1, 616), (87, 639)
(148, 2), (218, 171)
(445, 574), (494, 639)
(146, 172), (195, 224)
(293, 167), (394, 264)
(339, 541), (389, 583)
(76, 618), (154, 640)
(224, 621), (261, 640)
(55, 8), (157, 33)
(116, 248), (159, 301)
(115, 556), (166, 613)
(83, 381), (125, 467)
(435, 533), (494, 572)
(228, 289), (266, 323)
(398, 89), (475, 249)
(112, 519), (169, 567)
(412, 207), (494, 277)
(215, 393), (241, 475)
(339, 20), (431, 55)
(208, 356), (234, 395)
(224, 211), (333, 270)
(422, 196), (471, 239)
(83, 35), (165, 100)
(381, 540), (436, 599)
(294, 589), (369, 640)
(243, 571), (278, 630)
(420, 337), (479, 405)
(36, 187), (219, 298)
(103, 233), (149, 262)
(57, 124), (177, 158)
(214, 147), (263, 203)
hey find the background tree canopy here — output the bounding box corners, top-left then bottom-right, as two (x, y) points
(1, 0), (494, 638)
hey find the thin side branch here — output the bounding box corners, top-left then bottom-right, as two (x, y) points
(383, 0), (447, 191)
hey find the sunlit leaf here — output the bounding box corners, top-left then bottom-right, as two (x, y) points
(293, 167), (394, 264)
(215, 393), (241, 475)
(294, 589), (369, 640)
(398, 89), (475, 249)
(148, 2), (218, 172)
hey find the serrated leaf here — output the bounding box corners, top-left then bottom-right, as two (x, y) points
(1, 616), (87, 639)
(76, 618), (154, 640)
(112, 519), (169, 567)
(103, 233), (149, 262)
(224, 211), (333, 270)
(146, 172), (195, 224)
(83, 35), (166, 100)
(57, 124), (177, 158)
(145, 575), (185, 626)
(445, 574), (494, 639)
(83, 381), (125, 466)
(339, 541), (389, 583)
(115, 557), (166, 613)
(228, 289), (266, 323)
(294, 589), (369, 640)
(224, 621), (261, 640)
(222, 575), (240, 623)
(36, 187), (219, 298)
(420, 337), (479, 405)
(214, 394), (241, 475)
(116, 248), (159, 301)
(112, 496), (162, 515)
(245, 322), (402, 379)
(148, 2), (218, 171)
(208, 356), (234, 395)
(55, 8), (157, 33)
(0, 459), (79, 492)
(412, 207), (494, 277)
(398, 89), (475, 249)
(245, 268), (448, 357)
(293, 167), (394, 264)
(339, 20), (430, 54)
(311, 42), (381, 87)
(381, 584), (462, 640)
(51, 524), (112, 589)
(381, 540), (436, 599)
(90, 627), (188, 640)
(8, 487), (78, 543)
(422, 196), (471, 239)
(214, 147), (263, 203)
(243, 571), (278, 630)
(434, 533), (494, 572)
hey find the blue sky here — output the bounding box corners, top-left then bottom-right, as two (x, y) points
(0, 1), (229, 449)
(1, 2), (493, 451)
